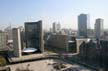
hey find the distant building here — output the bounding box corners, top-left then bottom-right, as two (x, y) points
(53, 22), (57, 33)
(12, 28), (22, 57)
(95, 18), (104, 39)
(47, 34), (76, 53)
(103, 29), (108, 40)
(87, 29), (95, 38)
(52, 22), (61, 33)
(25, 20), (44, 53)
(78, 14), (90, 37)
(61, 29), (77, 35)
(18, 26), (24, 32)
(4, 25), (12, 40)
(47, 34), (68, 52)
(0, 31), (7, 48)
(56, 23), (61, 32)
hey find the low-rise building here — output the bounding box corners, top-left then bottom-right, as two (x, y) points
(47, 34), (76, 53)
(77, 39), (108, 70)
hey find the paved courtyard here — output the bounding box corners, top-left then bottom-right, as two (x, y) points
(7, 59), (94, 71)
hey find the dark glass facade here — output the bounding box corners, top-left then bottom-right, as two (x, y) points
(78, 14), (90, 37)
(25, 20), (44, 52)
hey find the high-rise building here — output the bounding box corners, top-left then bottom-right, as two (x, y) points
(12, 28), (22, 57)
(25, 20), (44, 53)
(95, 18), (104, 39)
(78, 14), (90, 37)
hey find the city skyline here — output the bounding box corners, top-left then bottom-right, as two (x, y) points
(0, 0), (108, 30)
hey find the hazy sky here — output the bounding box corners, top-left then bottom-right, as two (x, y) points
(0, 0), (108, 30)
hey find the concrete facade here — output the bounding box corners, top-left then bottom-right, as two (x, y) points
(47, 34), (69, 52)
(0, 32), (7, 48)
(52, 22), (61, 33)
(12, 28), (22, 57)
(4, 25), (12, 40)
(95, 18), (104, 39)
(76, 38), (89, 54)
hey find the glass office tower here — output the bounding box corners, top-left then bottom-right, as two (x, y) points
(25, 20), (44, 52)
(78, 14), (90, 37)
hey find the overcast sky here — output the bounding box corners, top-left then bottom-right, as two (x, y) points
(0, 0), (108, 30)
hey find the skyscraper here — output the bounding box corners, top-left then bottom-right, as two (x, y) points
(25, 20), (44, 53)
(95, 18), (104, 39)
(78, 14), (90, 37)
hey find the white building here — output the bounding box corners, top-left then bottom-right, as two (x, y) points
(52, 22), (61, 33)
(95, 18), (104, 39)
(12, 28), (22, 57)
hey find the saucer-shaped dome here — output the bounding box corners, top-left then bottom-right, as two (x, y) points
(22, 47), (37, 53)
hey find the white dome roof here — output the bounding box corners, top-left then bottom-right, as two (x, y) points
(22, 47), (37, 53)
